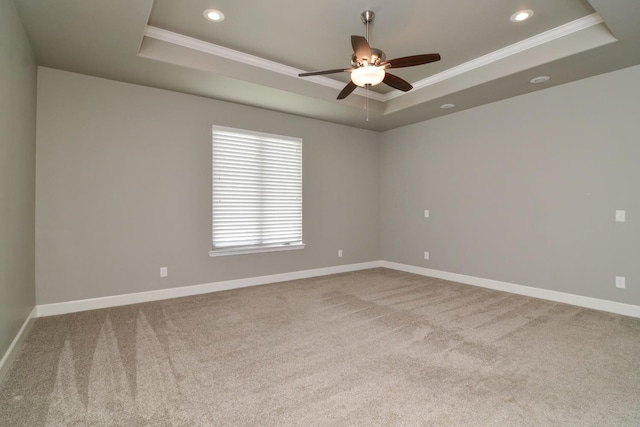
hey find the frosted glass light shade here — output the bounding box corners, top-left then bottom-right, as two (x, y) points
(351, 66), (385, 87)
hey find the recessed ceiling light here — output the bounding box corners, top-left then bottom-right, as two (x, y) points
(203, 9), (224, 22)
(440, 103), (455, 109)
(510, 9), (534, 22)
(530, 76), (550, 84)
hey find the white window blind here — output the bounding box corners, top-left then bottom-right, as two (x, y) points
(210, 126), (304, 256)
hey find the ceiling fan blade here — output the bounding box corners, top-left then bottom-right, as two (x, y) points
(351, 35), (372, 62)
(381, 54), (441, 69)
(337, 81), (357, 99)
(383, 73), (413, 92)
(299, 68), (350, 77)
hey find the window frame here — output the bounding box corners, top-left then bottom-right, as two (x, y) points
(209, 125), (305, 257)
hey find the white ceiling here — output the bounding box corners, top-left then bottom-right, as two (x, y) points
(13, 0), (640, 131)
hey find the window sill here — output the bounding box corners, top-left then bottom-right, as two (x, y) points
(209, 243), (306, 257)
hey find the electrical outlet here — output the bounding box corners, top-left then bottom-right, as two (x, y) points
(616, 276), (625, 289)
(424, 251), (430, 260)
(424, 210), (430, 218)
(338, 249), (343, 258)
(160, 267), (168, 278)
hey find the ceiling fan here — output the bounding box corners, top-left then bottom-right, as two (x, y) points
(298, 10), (441, 100)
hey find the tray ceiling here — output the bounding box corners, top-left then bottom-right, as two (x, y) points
(13, 0), (640, 131)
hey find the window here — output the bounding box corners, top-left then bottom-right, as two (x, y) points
(210, 126), (304, 256)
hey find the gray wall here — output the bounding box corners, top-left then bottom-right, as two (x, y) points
(0, 0), (37, 357)
(381, 64), (640, 305)
(33, 61), (640, 307)
(36, 68), (380, 305)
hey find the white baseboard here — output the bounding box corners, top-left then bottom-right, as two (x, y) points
(36, 261), (384, 317)
(35, 260), (640, 319)
(0, 307), (37, 383)
(381, 261), (640, 318)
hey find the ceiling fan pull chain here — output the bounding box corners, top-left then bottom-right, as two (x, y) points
(366, 84), (370, 121)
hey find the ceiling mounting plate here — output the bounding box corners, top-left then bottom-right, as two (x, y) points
(361, 10), (375, 24)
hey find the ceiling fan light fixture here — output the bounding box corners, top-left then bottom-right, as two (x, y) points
(510, 9), (533, 22)
(351, 66), (385, 87)
(203, 9), (225, 22)
(297, 10), (440, 100)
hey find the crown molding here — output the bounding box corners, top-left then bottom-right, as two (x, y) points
(143, 26), (386, 102)
(384, 13), (606, 101)
(144, 13), (605, 105)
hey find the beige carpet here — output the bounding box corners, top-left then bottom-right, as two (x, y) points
(1, 268), (640, 426)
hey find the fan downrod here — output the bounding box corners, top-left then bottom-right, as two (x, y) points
(352, 10), (384, 67)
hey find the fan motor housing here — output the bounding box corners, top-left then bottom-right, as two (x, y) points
(351, 48), (386, 67)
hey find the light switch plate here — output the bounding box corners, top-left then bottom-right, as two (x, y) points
(616, 210), (626, 222)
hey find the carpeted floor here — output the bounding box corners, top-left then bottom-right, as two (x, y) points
(1, 268), (640, 426)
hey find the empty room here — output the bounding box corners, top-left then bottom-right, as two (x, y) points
(2, 0), (639, 425)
